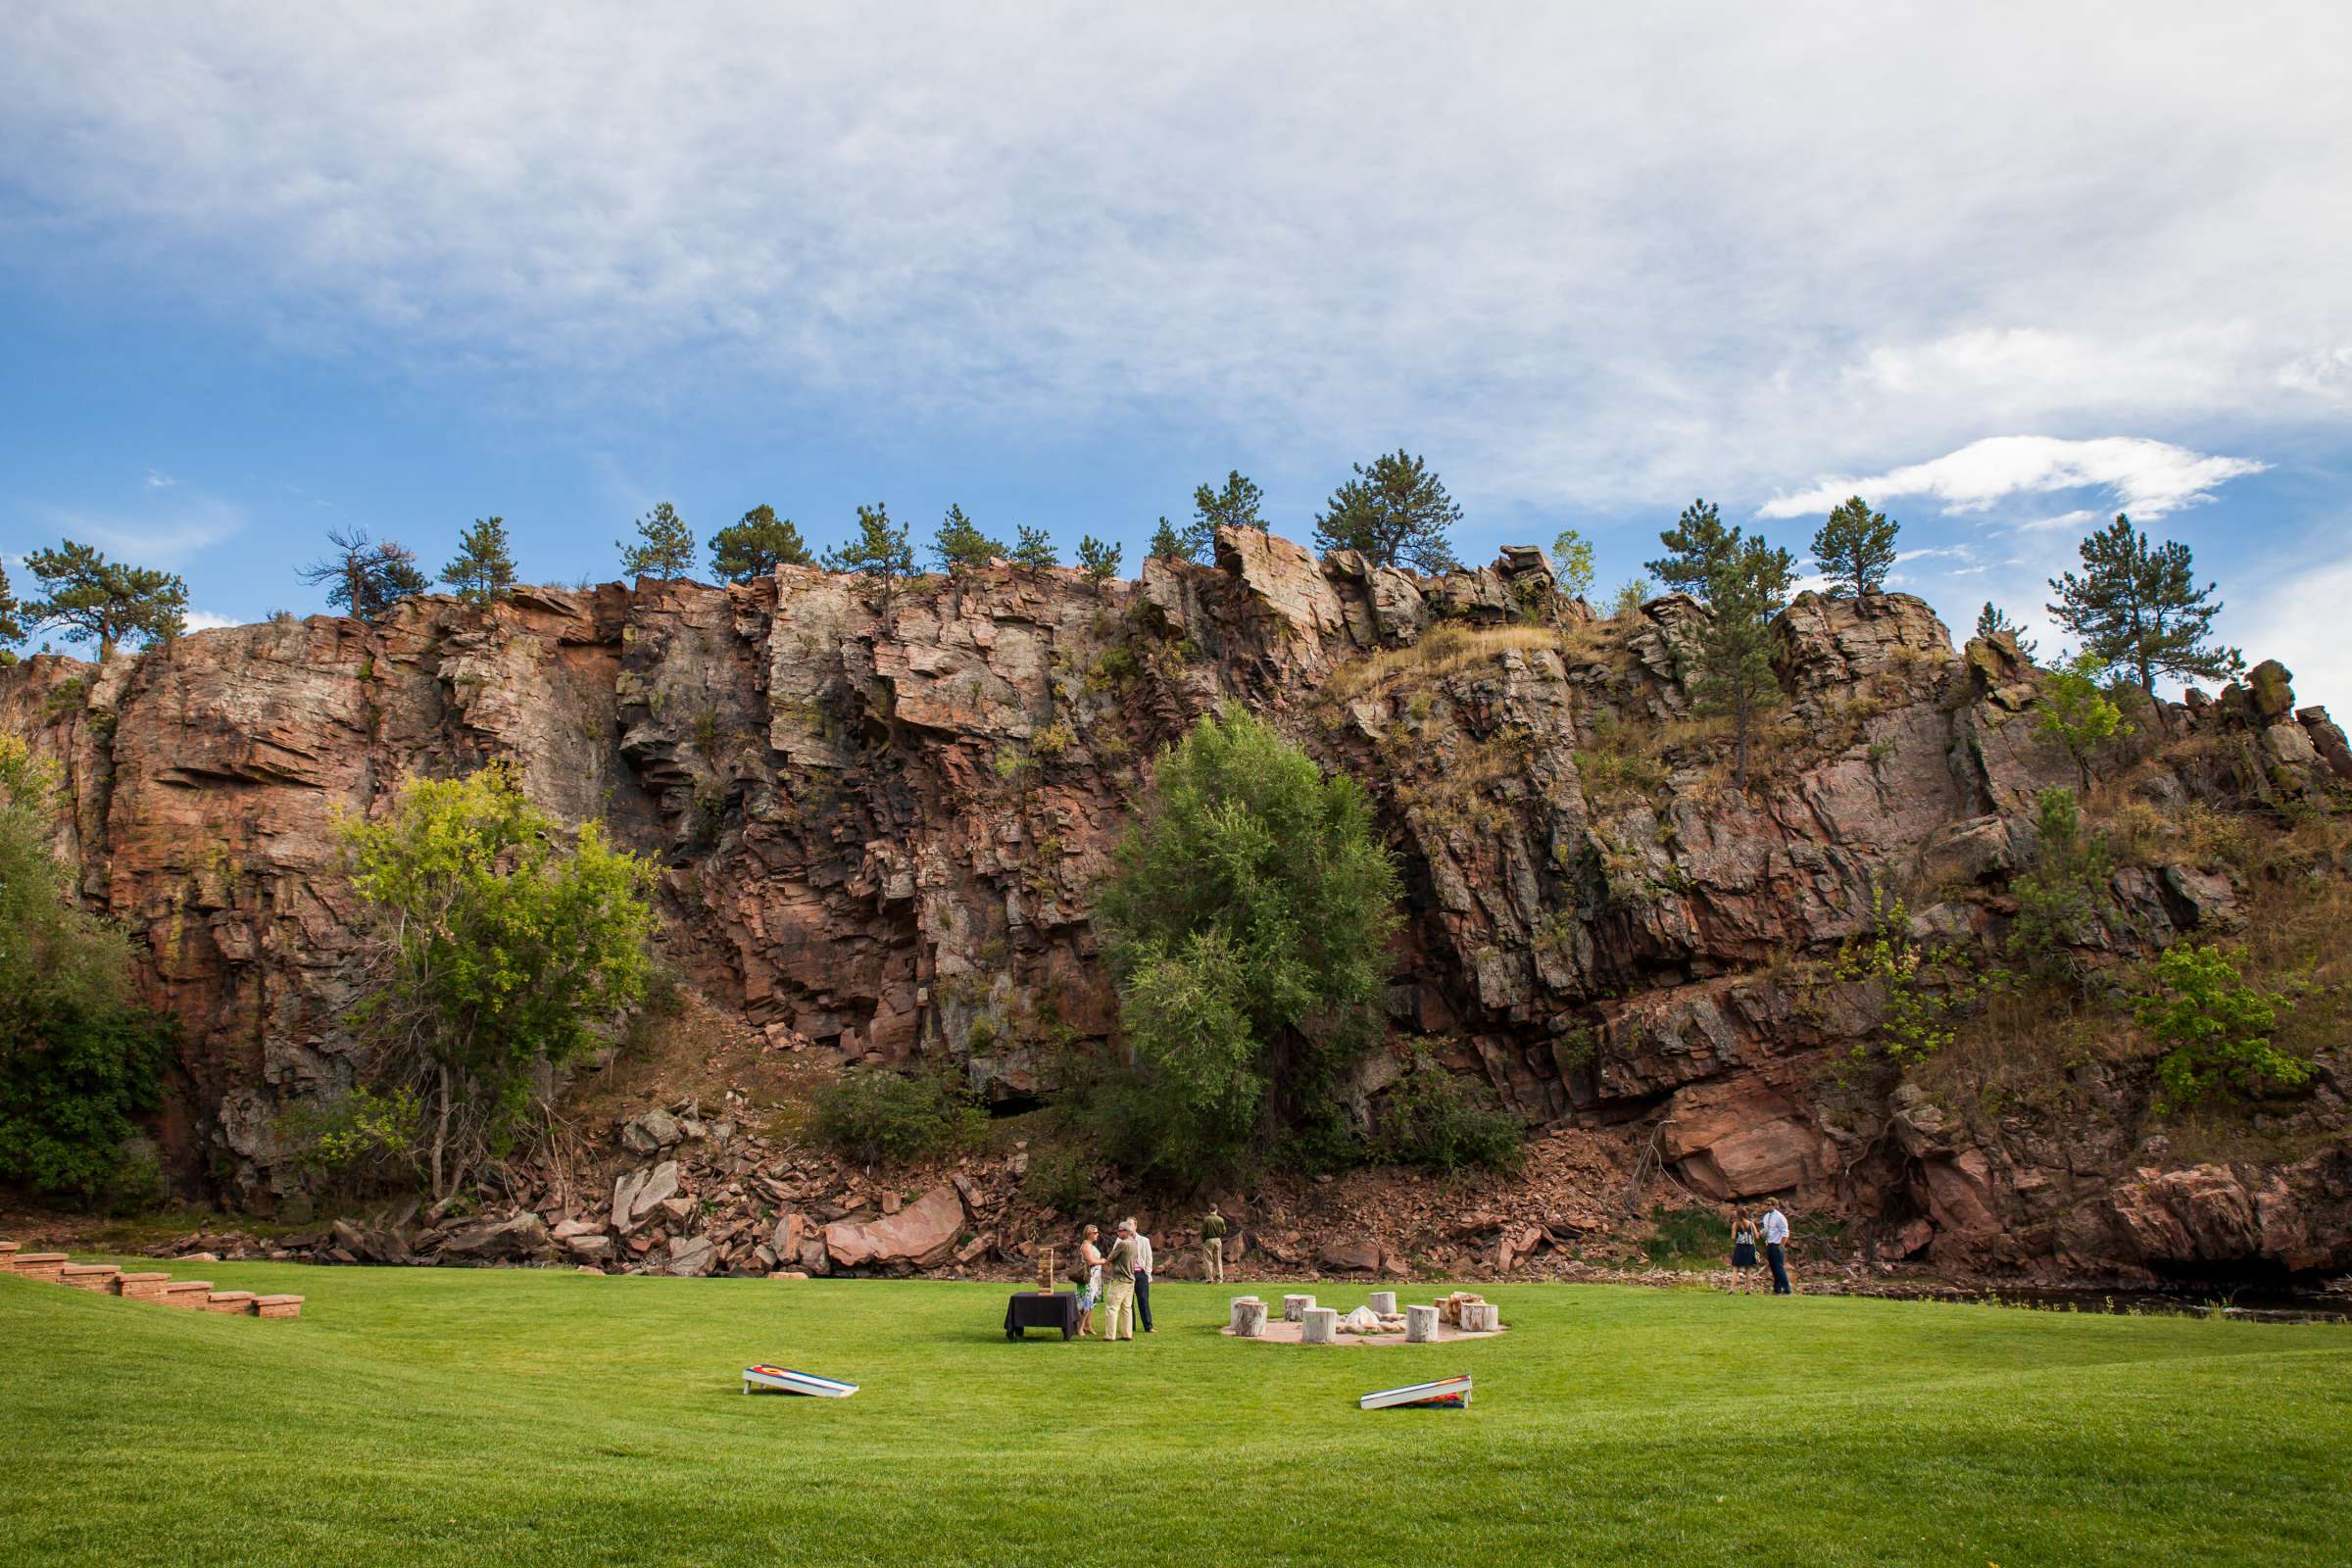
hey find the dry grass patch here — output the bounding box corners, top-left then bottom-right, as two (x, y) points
(1319, 622), (1592, 705)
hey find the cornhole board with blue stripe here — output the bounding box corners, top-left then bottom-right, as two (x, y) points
(1359, 1373), (1472, 1410)
(743, 1365), (858, 1397)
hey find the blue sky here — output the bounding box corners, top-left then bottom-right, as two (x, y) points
(5, 5), (2349, 708)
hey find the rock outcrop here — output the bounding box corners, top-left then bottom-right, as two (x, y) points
(4, 528), (2346, 1285)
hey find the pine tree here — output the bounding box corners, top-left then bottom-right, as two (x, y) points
(824, 504), (916, 607)
(1693, 533), (1796, 786)
(708, 505), (815, 582)
(22, 541), (189, 659)
(931, 504), (1006, 576)
(1549, 529), (1596, 601)
(1076, 535), (1122, 591)
(2046, 514), (2242, 701)
(618, 502), (696, 579)
(1974, 602), (2037, 661)
(0, 561), (24, 652)
(1314, 451), (1463, 572)
(1148, 516), (1194, 563)
(1810, 495), (1898, 597)
(1193, 470), (1266, 554)
(1645, 499), (1739, 601)
(1010, 525), (1058, 569)
(441, 517), (519, 605)
(298, 527), (428, 621)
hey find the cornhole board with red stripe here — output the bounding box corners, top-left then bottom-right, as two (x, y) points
(1358, 1373), (1473, 1410)
(743, 1365), (858, 1397)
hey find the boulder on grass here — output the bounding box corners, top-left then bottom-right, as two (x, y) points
(823, 1185), (964, 1271)
(666, 1235), (716, 1277)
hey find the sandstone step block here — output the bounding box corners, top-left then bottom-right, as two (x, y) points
(253, 1295), (305, 1320)
(0, 1242), (19, 1263)
(204, 1290), (257, 1313)
(113, 1271), (172, 1300)
(8, 1253), (68, 1282)
(159, 1281), (215, 1308)
(60, 1264), (122, 1292)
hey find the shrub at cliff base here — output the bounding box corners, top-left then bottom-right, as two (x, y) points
(340, 760), (657, 1200)
(810, 1065), (987, 1165)
(1091, 704), (1402, 1178)
(2138, 942), (2310, 1111)
(0, 732), (173, 1208)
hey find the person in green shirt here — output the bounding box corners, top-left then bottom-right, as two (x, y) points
(1199, 1205), (1229, 1283)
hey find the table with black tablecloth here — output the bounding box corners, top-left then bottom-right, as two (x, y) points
(1004, 1291), (1082, 1340)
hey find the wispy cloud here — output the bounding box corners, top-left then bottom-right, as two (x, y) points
(145, 469), (177, 488)
(1758, 437), (2268, 524)
(29, 494), (248, 569)
(181, 610), (243, 633)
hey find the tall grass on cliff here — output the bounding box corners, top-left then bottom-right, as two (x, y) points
(1091, 704), (1400, 1179)
(0, 732), (173, 1208)
(338, 761), (657, 1200)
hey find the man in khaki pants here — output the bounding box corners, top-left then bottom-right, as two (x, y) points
(1199, 1204), (1228, 1284)
(1102, 1219), (1141, 1342)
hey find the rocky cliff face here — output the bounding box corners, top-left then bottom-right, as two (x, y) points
(4, 528), (2346, 1284)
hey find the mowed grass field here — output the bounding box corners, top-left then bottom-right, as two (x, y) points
(3, 1264), (2348, 1566)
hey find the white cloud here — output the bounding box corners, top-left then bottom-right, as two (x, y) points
(145, 469), (176, 488)
(31, 495), (247, 569)
(181, 611), (243, 633)
(2231, 545), (2352, 717)
(1758, 436), (2267, 524)
(0, 5), (2346, 510)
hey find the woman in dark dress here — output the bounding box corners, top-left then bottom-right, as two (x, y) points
(1728, 1208), (1761, 1295)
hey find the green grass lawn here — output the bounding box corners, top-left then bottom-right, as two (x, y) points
(3, 1263), (2347, 1566)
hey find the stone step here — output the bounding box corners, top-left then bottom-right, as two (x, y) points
(252, 1295), (306, 1320)
(158, 1281), (215, 1308)
(6, 1253), (68, 1282)
(113, 1271), (172, 1300)
(60, 1264), (122, 1292)
(204, 1290), (258, 1314)
(0, 1242), (19, 1261)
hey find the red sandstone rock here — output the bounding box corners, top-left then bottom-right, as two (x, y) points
(253, 1295), (305, 1319)
(60, 1264), (121, 1292)
(204, 1291), (257, 1313)
(824, 1184), (964, 1271)
(159, 1281), (215, 1307)
(112, 1272), (172, 1300)
(8, 1253), (68, 1282)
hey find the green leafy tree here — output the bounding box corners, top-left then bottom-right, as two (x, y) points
(708, 505), (815, 582)
(441, 516), (519, 604)
(1094, 706), (1401, 1177)
(1646, 499), (1738, 601)
(1975, 601), (2037, 661)
(1076, 534), (1122, 591)
(1313, 451), (1463, 573)
(930, 504), (1006, 577)
(1810, 495), (1899, 597)
(0, 734), (173, 1206)
(298, 527), (429, 621)
(618, 502), (696, 579)
(1010, 524), (1058, 569)
(2047, 514), (2242, 703)
(340, 761), (657, 1200)
(2006, 787), (2112, 981)
(1549, 529), (1596, 601)
(1607, 576), (1652, 619)
(1193, 469), (1266, 552)
(2137, 943), (2308, 1111)
(1833, 887), (1999, 1065)
(823, 504), (917, 606)
(1693, 533), (1795, 785)
(0, 560), (24, 653)
(811, 1066), (986, 1165)
(1148, 515), (1197, 564)
(23, 540), (189, 659)
(2035, 651), (2132, 788)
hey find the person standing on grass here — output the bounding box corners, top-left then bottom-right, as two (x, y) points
(1728, 1207), (1761, 1295)
(1761, 1202), (1792, 1295)
(1102, 1219), (1140, 1342)
(1075, 1224), (1105, 1338)
(1199, 1204), (1228, 1284)
(1128, 1216), (1156, 1333)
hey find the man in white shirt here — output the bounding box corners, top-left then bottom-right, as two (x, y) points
(1760, 1203), (1792, 1295)
(1126, 1216), (1156, 1333)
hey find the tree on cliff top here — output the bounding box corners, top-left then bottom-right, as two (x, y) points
(1810, 495), (1898, 597)
(0, 561), (24, 656)
(709, 505), (815, 582)
(0, 733), (172, 1208)
(1010, 524), (1058, 570)
(1076, 534), (1121, 592)
(1193, 470), (1265, 551)
(299, 527), (429, 621)
(1314, 451), (1463, 573)
(341, 761), (656, 1200)
(441, 516), (518, 604)
(1148, 515), (1196, 564)
(22, 541), (188, 660)
(931, 504), (1006, 577)
(1645, 499), (1738, 603)
(1975, 601), (2037, 661)
(618, 502), (696, 580)
(2047, 514), (2241, 702)
(1548, 529), (1596, 602)
(1092, 706), (1400, 1178)
(825, 504), (916, 608)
